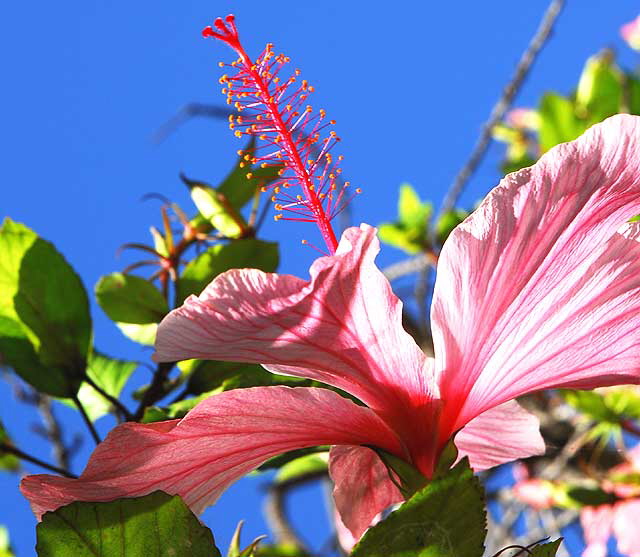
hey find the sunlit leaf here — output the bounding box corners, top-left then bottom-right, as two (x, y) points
(538, 93), (584, 152)
(275, 452), (328, 485)
(0, 526), (15, 557)
(95, 273), (168, 325)
(59, 351), (137, 422)
(176, 239), (279, 305)
(35, 491), (221, 557)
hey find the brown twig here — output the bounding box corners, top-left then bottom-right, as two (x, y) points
(71, 394), (101, 445)
(437, 0), (565, 217)
(0, 442), (77, 478)
(82, 374), (134, 421)
(133, 361), (175, 421)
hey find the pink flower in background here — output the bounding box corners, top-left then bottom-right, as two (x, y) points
(621, 15), (640, 50)
(514, 446), (640, 557)
(506, 108), (540, 131)
(21, 113), (640, 539)
(580, 447), (640, 557)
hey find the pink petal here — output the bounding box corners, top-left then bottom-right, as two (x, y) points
(581, 505), (614, 557)
(512, 479), (555, 510)
(613, 500), (640, 557)
(155, 224), (438, 448)
(329, 445), (403, 539)
(432, 115), (640, 435)
(455, 400), (545, 471)
(21, 386), (403, 519)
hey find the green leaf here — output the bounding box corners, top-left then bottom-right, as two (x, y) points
(0, 316), (74, 396)
(182, 171), (254, 239)
(96, 273), (168, 325)
(435, 209), (469, 246)
(529, 539), (563, 556)
(218, 137), (284, 210)
(183, 359), (298, 396)
(575, 51), (622, 124)
(176, 239), (279, 305)
(257, 446), (330, 472)
(59, 351), (136, 422)
(398, 184), (432, 230)
(538, 93), (585, 152)
(0, 219), (91, 396)
(0, 423), (19, 472)
(0, 526), (15, 557)
(36, 491), (221, 557)
(378, 185), (432, 254)
(275, 452), (328, 485)
(351, 458), (485, 557)
(116, 322), (158, 346)
(378, 224), (423, 255)
(563, 390), (616, 423)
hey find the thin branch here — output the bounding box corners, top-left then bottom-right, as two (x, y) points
(438, 0), (565, 217)
(264, 470), (327, 550)
(382, 252), (438, 282)
(82, 374), (134, 421)
(0, 442), (77, 478)
(35, 394), (71, 470)
(133, 361), (175, 421)
(72, 394), (101, 445)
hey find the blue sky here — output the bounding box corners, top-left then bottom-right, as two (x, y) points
(2, 2), (640, 555)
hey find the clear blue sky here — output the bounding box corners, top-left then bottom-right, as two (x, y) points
(2, 2), (639, 555)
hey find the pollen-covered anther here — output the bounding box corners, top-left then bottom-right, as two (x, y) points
(355, 188), (362, 194)
(260, 186), (269, 193)
(261, 162), (268, 168)
(246, 172), (253, 179)
(274, 203), (282, 209)
(239, 162), (245, 168)
(234, 131), (243, 138)
(274, 214), (283, 221)
(319, 109), (326, 119)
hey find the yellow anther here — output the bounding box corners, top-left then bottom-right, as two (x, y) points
(295, 69), (301, 76)
(330, 120), (336, 125)
(338, 155), (344, 161)
(297, 195), (303, 201)
(237, 150), (244, 156)
(278, 168), (285, 176)
(261, 162), (268, 168)
(239, 162), (245, 168)
(308, 86), (315, 92)
(244, 154), (251, 161)
(356, 188), (362, 193)
(274, 186), (280, 193)
(259, 134), (267, 140)
(261, 186), (268, 193)
(330, 131), (337, 138)
(306, 105), (313, 113)
(246, 172), (253, 179)
(218, 62), (225, 67)
(286, 104), (292, 111)
(319, 109), (326, 118)
(274, 214), (283, 221)
(234, 130), (243, 138)
(274, 203), (283, 209)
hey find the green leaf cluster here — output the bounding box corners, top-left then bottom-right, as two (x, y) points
(379, 184), (432, 254)
(497, 49), (640, 174)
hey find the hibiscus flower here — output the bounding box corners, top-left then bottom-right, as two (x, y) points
(21, 114), (640, 539)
